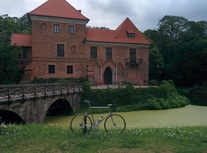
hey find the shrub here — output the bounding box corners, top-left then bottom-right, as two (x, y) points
(145, 98), (162, 110)
(80, 82), (93, 102)
(159, 98), (171, 109)
(149, 80), (158, 86)
(31, 77), (86, 84)
(81, 80), (189, 111)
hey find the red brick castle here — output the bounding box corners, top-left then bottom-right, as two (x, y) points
(11, 0), (151, 85)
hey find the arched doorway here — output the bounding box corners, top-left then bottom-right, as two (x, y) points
(104, 67), (113, 84)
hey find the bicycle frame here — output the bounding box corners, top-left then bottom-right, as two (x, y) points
(84, 101), (114, 129)
(70, 100), (126, 134)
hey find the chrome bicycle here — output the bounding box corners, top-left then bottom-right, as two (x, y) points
(70, 100), (126, 134)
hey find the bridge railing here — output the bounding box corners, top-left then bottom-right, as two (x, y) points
(0, 83), (82, 103)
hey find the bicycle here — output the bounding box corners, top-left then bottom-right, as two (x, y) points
(70, 100), (126, 134)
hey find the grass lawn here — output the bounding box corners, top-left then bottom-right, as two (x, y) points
(0, 124), (207, 153)
(1, 105), (207, 153)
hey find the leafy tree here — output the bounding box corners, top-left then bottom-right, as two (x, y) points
(157, 15), (188, 80)
(145, 15), (207, 86)
(144, 34), (164, 81)
(175, 21), (207, 85)
(18, 14), (31, 34)
(0, 14), (31, 84)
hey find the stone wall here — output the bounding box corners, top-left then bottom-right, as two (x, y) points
(0, 93), (80, 123)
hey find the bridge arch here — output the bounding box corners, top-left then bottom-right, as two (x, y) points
(0, 83), (82, 123)
(0, 110), (25, 124)
(46, 98), (73, 116)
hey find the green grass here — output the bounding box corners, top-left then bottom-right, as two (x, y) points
(1, 124), (207, 153)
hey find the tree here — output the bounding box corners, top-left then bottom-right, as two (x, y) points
(0, 14), (31, 84)
(145, 15), (207, 86)
(175, 21), (207, 86)
(157, 15), (188, 80)
(144, 33), (164, 81)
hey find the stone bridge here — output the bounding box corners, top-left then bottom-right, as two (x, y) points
(0, 83), (82, 124)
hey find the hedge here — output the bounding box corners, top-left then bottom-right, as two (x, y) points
(81, 80), (190, 111)
(30, 77), (86, 84)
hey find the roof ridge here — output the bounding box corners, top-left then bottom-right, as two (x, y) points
(87, 27), (114, 31)
(28, 0), (89, 21)
(86, 18), (151, 45)
(29, 0), (49, 14)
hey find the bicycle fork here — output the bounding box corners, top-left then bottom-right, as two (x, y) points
(110, 115), (116, 126)
(83, 114), (87, 134)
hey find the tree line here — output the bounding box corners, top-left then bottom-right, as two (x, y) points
(0, 14), (30, 84)
(145, 15), (207, 87)
(0, 14), (207, 86)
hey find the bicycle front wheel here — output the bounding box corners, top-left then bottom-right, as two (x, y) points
(104, 114), (126, 134)
(70, 114), (92, 134)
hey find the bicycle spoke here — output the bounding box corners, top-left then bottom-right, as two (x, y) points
(104, 114), (126, 134)
(70, 114), (92, 134)
(70, 101), (126, 134)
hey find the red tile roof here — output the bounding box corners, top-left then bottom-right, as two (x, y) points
(11, 34), (32, 47)
(86, 18), (151, 45)
(12, 1), (150, 47)
(28, 0), (89, 21)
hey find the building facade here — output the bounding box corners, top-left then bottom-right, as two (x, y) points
(11, 0), (151, 85)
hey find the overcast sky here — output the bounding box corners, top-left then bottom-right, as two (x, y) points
(1, 0), (207, 32)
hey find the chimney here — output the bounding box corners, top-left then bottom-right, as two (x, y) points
(78, 10), (81, 13)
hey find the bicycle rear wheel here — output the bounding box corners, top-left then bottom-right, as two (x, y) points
(104, 114), (126, 134)
(70, 114), (92, 134)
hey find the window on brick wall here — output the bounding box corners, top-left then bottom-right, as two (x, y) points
(67, 65), (73, 74)
(91, 47), (97, 58)
(48, 65), (55, 74)
(57, 44), (64, 57)
(23, 49), (28, 59)
(130, 48), (136, 64)
(106, 48), (112, 60)
(54, 24), (60, 33)
(68, 26), (74, 34)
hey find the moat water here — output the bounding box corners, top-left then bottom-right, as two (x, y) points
(44, 105), (207, 128)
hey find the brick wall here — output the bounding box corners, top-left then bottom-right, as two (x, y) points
(85, 45), (149, 85)
(23, 19), (149, 85)
(30, 20), (87, 79)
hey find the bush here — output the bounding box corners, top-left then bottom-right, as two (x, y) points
(31, 77), (86, 84)
(81, 80), (189, 111)
(145, 98), (162, 110)
(159, 98), (171, 109)
(149, 80), (158, 86)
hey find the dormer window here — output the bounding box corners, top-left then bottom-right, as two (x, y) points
(128, 33), (135, 38)
(127, 29), (135, 38)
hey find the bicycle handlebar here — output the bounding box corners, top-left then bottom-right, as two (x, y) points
(84, 100), (117, 111)
(84, 100), (92, 104)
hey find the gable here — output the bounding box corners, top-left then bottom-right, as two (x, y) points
(86, 18), (151, 45)
(28, 0), (89, 21)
